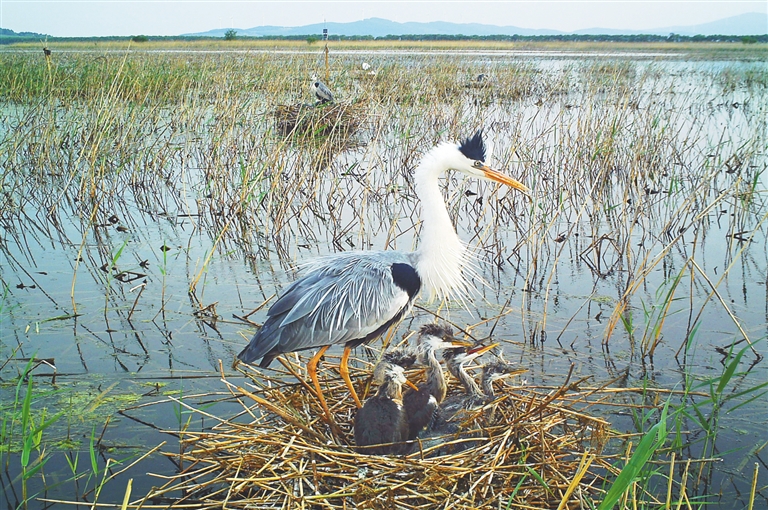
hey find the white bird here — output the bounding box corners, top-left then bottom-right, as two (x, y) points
(237, 130), (529, 423)
(310, 76), (334, 104)
(362, 62), (371, 71)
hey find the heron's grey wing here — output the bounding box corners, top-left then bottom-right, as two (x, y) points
(314, 81), (333, 102)
(319, 83), (333, 101)
(237, 251), (420, 366)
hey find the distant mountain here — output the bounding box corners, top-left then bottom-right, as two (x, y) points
(655, 12), (767, 36)
(188, 12), (767, 38)
(574, 12), (767, 36)
(188, 17), (562, 38)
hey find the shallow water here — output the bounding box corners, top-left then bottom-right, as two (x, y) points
(1, 52), (767, 508)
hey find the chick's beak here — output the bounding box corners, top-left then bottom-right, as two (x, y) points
(468, 342), (501, 357)
(481, 165), (530, 195)
(405, 379), (419, 391)
(443, 334), (474, 349)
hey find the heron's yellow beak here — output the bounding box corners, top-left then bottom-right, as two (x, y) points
(446, 336), (474, 348)
(434, 328), (475, 349)
(481, 165), (530, 195)
(405, 379), (420, 391)
(467, 342), (501, 357)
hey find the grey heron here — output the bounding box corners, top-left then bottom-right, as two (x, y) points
(478, 359), (520, 424)
(236, 130), (529, 423)
(440, 344), (494, 415)
(480, 359), (519, 399)
(403, 324), (474, 441)
(310, 78), (334, 103)
(353, 361), (410, 455)
(439, 345), (513, 424)
(430, 351), (516, 455)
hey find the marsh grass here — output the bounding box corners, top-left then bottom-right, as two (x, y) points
(1, 45), (766, 507)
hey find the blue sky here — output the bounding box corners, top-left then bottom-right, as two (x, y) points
(2, 1), (765, 37)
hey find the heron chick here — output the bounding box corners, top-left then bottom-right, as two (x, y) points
(440, 342), (500, 418)
(403, 324), (473, 440)
(354, 361), (409, 455)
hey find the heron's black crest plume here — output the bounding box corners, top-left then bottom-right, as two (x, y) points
(458, 130), (486, 162)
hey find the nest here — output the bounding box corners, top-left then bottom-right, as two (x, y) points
(273, 101), (366, 138)
(141, 354), (631, 509)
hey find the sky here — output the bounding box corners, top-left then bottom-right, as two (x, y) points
(1, 1), (766, 38)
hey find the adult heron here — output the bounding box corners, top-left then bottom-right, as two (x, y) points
(310, 78), (334, 104)
(354, 361), (410, 455)
(236, 130), (529, 422)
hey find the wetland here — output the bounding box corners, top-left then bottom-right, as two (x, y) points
(1, 42), (767, 508)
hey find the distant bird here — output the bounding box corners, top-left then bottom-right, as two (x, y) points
(236, 130), (529, 424)
(476, 73), (487, 82)
(402, 324), (472, 441)
(362, 62), (371, 71)
(43, 47), (51, 57)
(310, 77), (334, 104)
(354, 361), (410, 455)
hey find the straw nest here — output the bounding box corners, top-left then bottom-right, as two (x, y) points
(145, 353), (629, 509)
(273, 101), (367, 138)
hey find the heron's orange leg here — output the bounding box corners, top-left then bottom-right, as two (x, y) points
(307, 345), (333, 421)
(340, 345), (363, 408)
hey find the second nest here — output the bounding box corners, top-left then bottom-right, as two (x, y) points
(274, 101), (366, 138)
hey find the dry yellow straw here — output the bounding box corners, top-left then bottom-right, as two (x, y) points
(120, 479), (132, 510)
(747, 462), (758, 510)
(556, 449), (594, 510)
(666, 451), (676, 510)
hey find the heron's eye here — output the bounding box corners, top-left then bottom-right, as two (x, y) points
(473, 161), (483, 168)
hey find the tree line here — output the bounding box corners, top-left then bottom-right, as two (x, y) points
(1, 29), (766, 45)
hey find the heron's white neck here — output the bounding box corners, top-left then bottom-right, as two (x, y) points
(413, 145), (468, 302)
